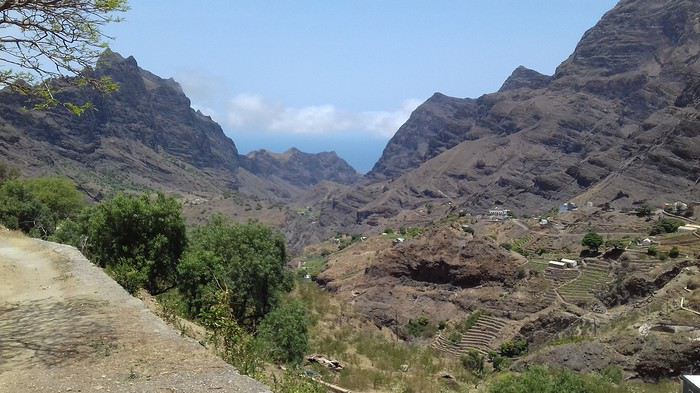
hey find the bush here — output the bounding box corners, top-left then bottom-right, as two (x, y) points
(406, 316), (436, 338)
(0, 177), (85, 238)
(257, 301), (310, 364)
(106, 260), (148, 294)
(500, 243), (513, 251)
(647, 246), (658, 256)
(669, 246), (680, 258)
(636, 205), (652, 217)
(272, 371), (326, 393)
(460, 350), (484, 376)
(499, 339), (528, 357)
(177, 215), (290, 327)
(488, 366), (616, 393)
(649, 219), (683, 235)
(84, 193), (186, 294)
(488, 351), (510, 372)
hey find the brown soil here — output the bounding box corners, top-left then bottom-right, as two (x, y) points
(0, 231), (269, 393)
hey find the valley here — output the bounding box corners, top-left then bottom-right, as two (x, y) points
(0, 0), (699, 392)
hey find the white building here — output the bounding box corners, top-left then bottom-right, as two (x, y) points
(548, 261), (567, 269)
(488, 207), (511, 221)
(561, 258), (578, 268)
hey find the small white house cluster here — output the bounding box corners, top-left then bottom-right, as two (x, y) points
(548, 258), (578, 269)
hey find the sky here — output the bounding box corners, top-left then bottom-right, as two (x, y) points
(104, 1), (619, 173)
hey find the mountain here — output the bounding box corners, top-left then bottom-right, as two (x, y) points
(0, 50), (358, 201)
(241, 148), (359, 188)
(357, 0), (700, 220)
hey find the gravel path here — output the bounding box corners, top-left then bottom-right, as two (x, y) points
(0, 232), (270, 393)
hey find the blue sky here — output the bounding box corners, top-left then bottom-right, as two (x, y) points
(105, 1), (618, 172)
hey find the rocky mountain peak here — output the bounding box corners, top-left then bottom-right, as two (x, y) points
(498, 66), (551, 92)
(241, 147), (359, 187)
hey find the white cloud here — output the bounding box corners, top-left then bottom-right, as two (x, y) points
(225, 94), (422, 138)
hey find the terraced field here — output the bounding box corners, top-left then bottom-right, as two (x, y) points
(431, 314), (508, 356)
(543, 267), (579, 285)
(557, 260), (612, 306)
(657, 232), (700, 256)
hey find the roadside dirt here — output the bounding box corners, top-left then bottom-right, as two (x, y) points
(0, 231), (270, 393)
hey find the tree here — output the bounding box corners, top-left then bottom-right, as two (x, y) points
(604, 239), (628, 251)
(0, 0), (127, 112)
(257, 301), (310, 364)
(636, 204), (653, 217)
(84, 193), (186, 294)
(177, 216), (291, 327)
(0, 177), (85, 237)
(649, 219), (683, 235)
(499, 339), (528, 357)
(581, 232), (604, 252)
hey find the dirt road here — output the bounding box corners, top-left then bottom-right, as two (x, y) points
(0, 231), (270, 393)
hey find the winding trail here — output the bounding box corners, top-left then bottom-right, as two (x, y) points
(0, 231), (269, 393)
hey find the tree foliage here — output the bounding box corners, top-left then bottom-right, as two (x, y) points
(499, 339), (528, 358)
(177, 215), (291, 327)
(83, 193), (186, 293)
(0, 0), (127, 112)
(649, 219), (683, 235)
(0, 177), (84, 237)
(581, 232), (604, 252)
(257, 300), (310, 364)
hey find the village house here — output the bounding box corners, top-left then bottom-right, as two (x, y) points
(559, 202), (578, 213)
(678, 224), (700, 233)
(488, 207), (511, 221)
(548, 261), (567, 269)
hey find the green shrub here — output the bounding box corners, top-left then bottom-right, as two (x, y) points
(488, 351), (510, 372)
(600, 365), (623, 384)
(84, 193), (186, 294)
(177, 215), (290, 327)
(647, 246), (658, 256)
(272, 371), (326, 393)
(636, 205), (653, 217)
(581, 232), (604, 252)
(669, 246), (680, 258)
(500, 243), (513, 251)
(499, 339), (528, 357)
(106, 260), (148, 294)
(649, 219), (683, 235)
(0, 177), (85, 238)
(406, 316), (436, 338)
(257, 300), (310, 364)
(488, 366), (632, 393)
(460, 350), (484, 377)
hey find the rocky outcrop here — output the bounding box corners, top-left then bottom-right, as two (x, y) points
(367, 227), (520, 288)
(0, 50), (241, 196)
(498, 66), (551, 92)
(241, 148), (360, 187)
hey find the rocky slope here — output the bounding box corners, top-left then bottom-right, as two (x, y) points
(0, 51), (359, 201)
(355, 0), (700, 221)
(241, 148), (359, 188)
